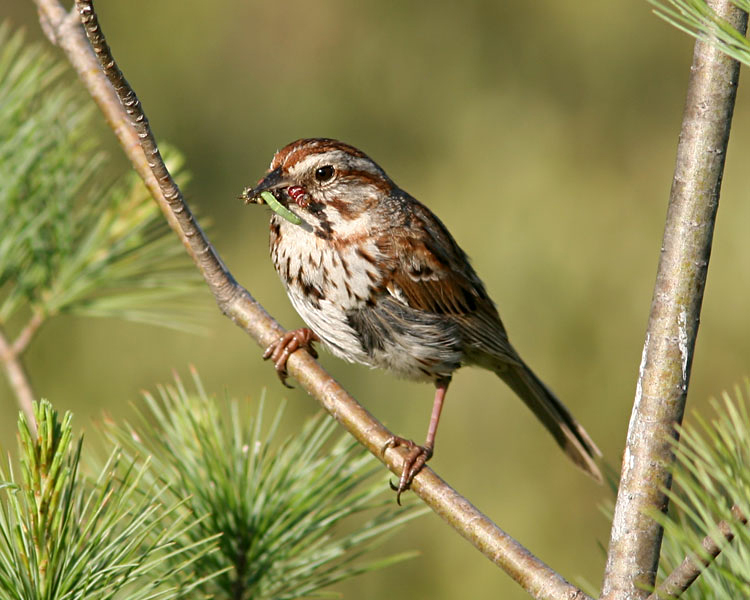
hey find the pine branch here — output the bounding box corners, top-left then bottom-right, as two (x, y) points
(651, 0), (750, 66)
(0, 400), (216, 600)
(650, 505), (747, 600)
(0, 22), (206, 423)
(601, 2), (748, 597)
(104, 369), (426, 600)
(30, 1), (594, 598)
(648, 384), (750, 599)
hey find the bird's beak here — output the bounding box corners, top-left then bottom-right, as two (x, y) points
(240, 167), (289, 205)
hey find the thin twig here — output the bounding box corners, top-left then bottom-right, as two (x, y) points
(30, 1), (592, 598)
(649, 505), (748, 600)
(12, 311), (45, 356)
(601, 1), (748, 598)
(0, 325), (36, 433)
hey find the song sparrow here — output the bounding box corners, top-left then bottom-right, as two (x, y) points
(242, 138), (601, 501)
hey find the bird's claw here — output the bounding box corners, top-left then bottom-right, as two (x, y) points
(382, 436), (433, 505)
(263, 328), (319, 388)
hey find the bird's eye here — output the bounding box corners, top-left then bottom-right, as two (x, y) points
(314, 165), (335, 183)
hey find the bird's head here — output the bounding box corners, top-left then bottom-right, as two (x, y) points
(242, 138), (394, 238)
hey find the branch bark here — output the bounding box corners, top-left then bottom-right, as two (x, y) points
(31, 1), (592, 598)
(601, 1), (748, 598)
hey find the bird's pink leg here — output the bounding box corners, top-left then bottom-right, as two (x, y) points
(382, 377), (450, 504)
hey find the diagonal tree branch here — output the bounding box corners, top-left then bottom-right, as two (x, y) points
(30, 1), (593, 598)
(601, 1), (748, 598)
(0, 324), (37, 431)
(648, 505), (748, 600)
(0, 311), (44, 431)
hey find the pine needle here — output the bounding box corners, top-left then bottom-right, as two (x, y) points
(104, 369), (425, 600)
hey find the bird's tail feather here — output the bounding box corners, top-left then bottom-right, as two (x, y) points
(494, 359), (602, 482)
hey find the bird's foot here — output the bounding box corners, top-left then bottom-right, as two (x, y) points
(263, 328), (319, 388)
(382, 436), (433, 505)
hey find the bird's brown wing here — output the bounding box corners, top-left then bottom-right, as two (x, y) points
(379, 200), (518, 363)
(378, 196), (602, 481)
(387, 233), (483, 316)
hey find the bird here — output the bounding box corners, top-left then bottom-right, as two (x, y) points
(242, 138), (601, 502)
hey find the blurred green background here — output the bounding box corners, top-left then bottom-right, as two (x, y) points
(4, 1), (750, 598)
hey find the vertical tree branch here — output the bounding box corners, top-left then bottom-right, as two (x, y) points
(601, 2), (748, 598)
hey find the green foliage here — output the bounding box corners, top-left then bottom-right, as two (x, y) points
(0, 387), (419, 600)
(651, 0), (750, 66)
(0, 400), (214, 600)
(106, 369), (423, 600)
(0, 22), (203, 332)
(654, 382), (750, 598)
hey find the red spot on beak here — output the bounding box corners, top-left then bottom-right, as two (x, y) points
(287, 185), (308, 207)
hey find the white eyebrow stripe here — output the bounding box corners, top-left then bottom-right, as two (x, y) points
(287, 150), (381, 178)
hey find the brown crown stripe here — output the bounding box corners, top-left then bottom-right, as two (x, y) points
(274, 138), (370, 170)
